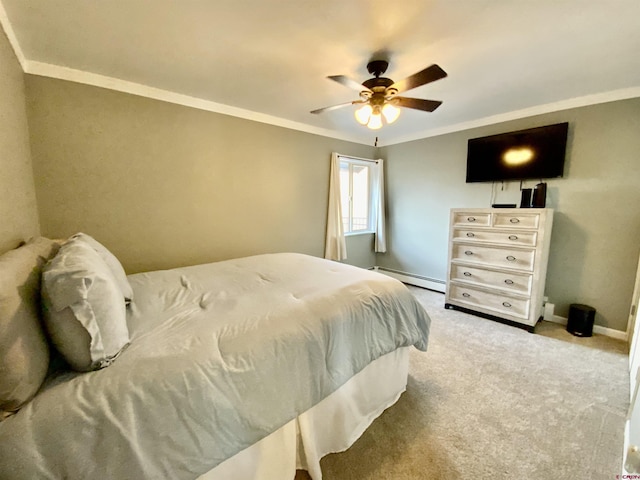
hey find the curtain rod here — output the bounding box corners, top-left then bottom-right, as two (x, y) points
(337, 153), (379, 164)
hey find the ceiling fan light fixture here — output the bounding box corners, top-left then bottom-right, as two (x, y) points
(355, 102), (389, 129)
(367, 111), (383, 130)
(355, 104), (372, 125)
(382, 102), (400, 124)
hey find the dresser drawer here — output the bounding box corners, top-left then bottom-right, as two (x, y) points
(493, 213), (540, 229)
(450, 264), (532, 295)
(452, 228), (537, 247)
(448, 284), (529, 319)
(452, 212), (491, 227)
(451, 244), (535, 271)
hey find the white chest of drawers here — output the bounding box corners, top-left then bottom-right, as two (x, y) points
(444, 208), (554, 332)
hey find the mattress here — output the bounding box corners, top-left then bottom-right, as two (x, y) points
(0, 253), (430, 479)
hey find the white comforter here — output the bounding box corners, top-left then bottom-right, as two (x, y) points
(0, 253), (430, 479)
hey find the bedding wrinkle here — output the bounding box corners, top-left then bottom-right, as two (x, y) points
(257, 272), (273, 284)
(199, 292), (214, 310)
(17, 373), (144, 478)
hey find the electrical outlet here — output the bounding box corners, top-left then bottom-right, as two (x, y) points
(544, 303), (555, 321)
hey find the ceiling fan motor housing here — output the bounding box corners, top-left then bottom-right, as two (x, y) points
(364, 60), (395, 96)
(366, 60), (389, 77)
(362, 77), (394, 90)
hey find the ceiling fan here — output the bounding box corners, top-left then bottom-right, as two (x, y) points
(311, 60), (447, 129)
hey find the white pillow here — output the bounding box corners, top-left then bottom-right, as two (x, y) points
(70, 233), (133, 304)
(41, 238), (130, 372)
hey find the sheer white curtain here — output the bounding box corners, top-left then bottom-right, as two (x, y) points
(372, 159), (387, 253)
(324, 152), (347, 261)
(324, 153), (387, 260)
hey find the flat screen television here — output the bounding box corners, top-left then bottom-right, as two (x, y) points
(466, 122), (568, 183)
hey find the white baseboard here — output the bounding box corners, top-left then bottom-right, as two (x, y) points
(374, 266), (627, 341)
(544, 314), (628, 341)
(373, 267), (446, 293)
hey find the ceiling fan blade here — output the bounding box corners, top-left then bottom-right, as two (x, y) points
(310, 101), (360, 114)
(328, 75), (372, 93)
(394, 97), (443, 112)
(389, 64), (447, 93)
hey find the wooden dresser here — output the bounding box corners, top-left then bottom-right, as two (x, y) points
(444, 208), (554, 332)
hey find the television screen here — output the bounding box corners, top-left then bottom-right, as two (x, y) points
(466, 122), (568, 183)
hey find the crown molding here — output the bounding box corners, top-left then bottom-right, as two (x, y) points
(0, 1), (26, 69)
(3, 2), (369, 144)
(16, 60), (640, 150)
(379, 86), (640, 147)
(24, 60), (374, 146)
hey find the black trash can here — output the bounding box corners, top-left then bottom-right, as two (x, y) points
(566, 304), (596, 337)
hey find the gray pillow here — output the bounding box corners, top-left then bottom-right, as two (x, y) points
(70, 233), (133, 304)
(0, 237), (61, 419)
(41, 238), (130, 372)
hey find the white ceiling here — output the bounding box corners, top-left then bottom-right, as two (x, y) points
(1, 0), (639, 146)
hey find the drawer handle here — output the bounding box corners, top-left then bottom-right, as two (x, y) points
(508, 235), (518, 240)
(506, 255), (516, 262)
(467, 216), (476, 222)
(504, 279), (514, 285)
(464, 250), (474, 256)
(462, 292), (471, 298)
(509, 218), (520, 224)
(466, 232), (475, 238)
(502, 301), (512, 308)
(463, 271), (472, 277)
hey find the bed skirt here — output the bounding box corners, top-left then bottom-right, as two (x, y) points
(199, 346), (410, 480)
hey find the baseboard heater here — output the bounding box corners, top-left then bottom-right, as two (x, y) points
(373, 267), (446, 293)
(370, 267), (627, 340)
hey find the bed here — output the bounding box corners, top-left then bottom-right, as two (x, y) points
(0, 236), (431, 479)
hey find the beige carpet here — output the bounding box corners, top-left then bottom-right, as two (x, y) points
(308, 286), (628, 480)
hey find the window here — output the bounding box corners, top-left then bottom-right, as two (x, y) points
(339, 157), (373, 234)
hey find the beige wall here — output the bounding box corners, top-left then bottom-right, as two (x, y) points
(0, 26), (39, 254)
(25, 76), (377, 273)
(378, 98), (640, 332)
